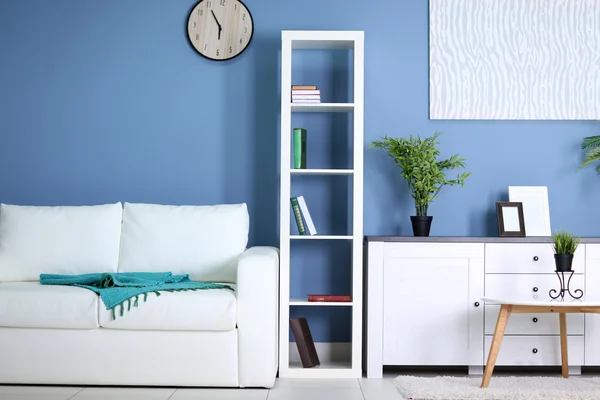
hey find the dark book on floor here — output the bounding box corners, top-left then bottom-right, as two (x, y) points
(290, 317), (320, 368)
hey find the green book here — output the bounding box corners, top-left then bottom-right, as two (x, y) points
(293, 128), (307, 169)
(290, 197), (306, 235)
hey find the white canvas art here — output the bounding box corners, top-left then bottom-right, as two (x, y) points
(429, 0), (600, 120)
(508, 186), (551, 236)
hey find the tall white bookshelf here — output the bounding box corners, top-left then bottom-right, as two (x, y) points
(278, 30), (364, 379)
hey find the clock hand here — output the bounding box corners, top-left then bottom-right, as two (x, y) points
(218, 26), (222, 40)
(211, 10), (222, 30)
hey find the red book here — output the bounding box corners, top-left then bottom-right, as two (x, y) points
(307, 294), (351, 302)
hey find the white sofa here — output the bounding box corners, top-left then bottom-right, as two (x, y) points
(0, 202), (279, 388)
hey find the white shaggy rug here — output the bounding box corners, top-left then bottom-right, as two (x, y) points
(393, 376), (600, 400)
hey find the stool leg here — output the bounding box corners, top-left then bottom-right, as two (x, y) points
(559, 313), (569, 378)
(481, 304), (512, 388)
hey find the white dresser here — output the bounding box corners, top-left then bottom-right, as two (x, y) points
(363, 236), (600, 378)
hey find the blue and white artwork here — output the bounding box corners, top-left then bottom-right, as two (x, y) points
(429, 0), (600, 120)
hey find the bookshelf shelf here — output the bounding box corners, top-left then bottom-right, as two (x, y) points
(291, 103), (354, 113)
(290, 169), (354, 175)
(290, 235), (353, 240)
(289, 299), (354, 307)
(287, 361), (354, 379)
(279, 30), (364, 379)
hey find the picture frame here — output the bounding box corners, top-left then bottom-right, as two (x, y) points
(496, 202), (526, 237)
(508, 186), (551, 236)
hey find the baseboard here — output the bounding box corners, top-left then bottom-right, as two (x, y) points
(288, 342), (351, 363)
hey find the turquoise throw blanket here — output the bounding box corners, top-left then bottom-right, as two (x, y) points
(40, 272), (233, 319)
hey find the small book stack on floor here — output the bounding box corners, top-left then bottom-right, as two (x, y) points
(291, 85), (321, 103)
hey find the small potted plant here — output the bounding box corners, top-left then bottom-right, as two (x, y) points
(552, 230), (580, 272)
(370, 132), (471, 236)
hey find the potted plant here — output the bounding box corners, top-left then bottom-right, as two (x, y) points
(370, 132), (471, 236)
(579, 135), (600, 173)
(552, 230), (580, 272)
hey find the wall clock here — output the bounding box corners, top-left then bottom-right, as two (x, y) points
(187, 0), (254, 61)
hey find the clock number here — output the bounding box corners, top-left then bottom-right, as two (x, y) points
(220, 0), (225, 5)
(239, 38), (242, 44)
(216, 49), (220, 56)
(198, 9), (203, 15)
(196, 34), (199, 41)
(244, 27), (247, 33)
(229, 46), (233, 54)
(193, 21), (196, 28)
(207, 1), (211, 7)
(242, 13), (246, 20)
(204, 44), (207, 50)
(235, 4), (237, 10)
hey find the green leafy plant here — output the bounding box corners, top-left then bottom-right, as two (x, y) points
(579, 135), (600, 173)
(552, 230), (580, 255)
(370, 132), (471, 216)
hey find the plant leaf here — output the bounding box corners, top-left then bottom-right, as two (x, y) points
(582, 135), (600, 150)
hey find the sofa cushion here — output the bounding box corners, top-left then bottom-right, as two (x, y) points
(99, 286), (237, 331)
(0, 203), (123, 282)
(0, 282), (99, 329)
(117, 203), (249, 283)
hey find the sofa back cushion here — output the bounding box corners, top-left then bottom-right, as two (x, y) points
(0, 203), (123, 282)
(117, 202), (249, 283)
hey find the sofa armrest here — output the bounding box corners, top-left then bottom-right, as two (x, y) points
(236, 246), (279, 388)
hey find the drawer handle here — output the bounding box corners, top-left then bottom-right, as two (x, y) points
(532, 348), (538, 354)
(533, 317), (538, 323)
(533, 256), (539, 261)
(533, 287), (539, 292)
(474, 302), (480, 307)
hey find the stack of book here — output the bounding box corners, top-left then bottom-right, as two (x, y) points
(291, 85), (321, 103)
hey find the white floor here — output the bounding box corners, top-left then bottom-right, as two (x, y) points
(0, 374), (405, 400)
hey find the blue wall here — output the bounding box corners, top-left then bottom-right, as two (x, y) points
(1, 0), (599, 343)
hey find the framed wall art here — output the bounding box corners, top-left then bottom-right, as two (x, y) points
(429, 0), (600, 120)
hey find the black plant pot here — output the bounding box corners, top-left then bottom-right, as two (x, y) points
(554, 254), (574, 272)
(411, 216), (433, 237)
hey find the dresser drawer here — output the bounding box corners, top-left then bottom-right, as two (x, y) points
(485, 274), (584, 300)
(484, 335), (584, 366)
(485, 243), (585, 274)
(588, 244), (600, 259)
(485, 305), (584, 335)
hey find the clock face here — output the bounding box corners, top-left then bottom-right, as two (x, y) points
(187, 0), (254, 61)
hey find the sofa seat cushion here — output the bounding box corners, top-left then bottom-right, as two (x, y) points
(99, 285), (237, 331)
(0, 282), (99, 329)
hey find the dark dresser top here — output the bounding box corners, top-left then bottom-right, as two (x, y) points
(364, 236), (600, 244)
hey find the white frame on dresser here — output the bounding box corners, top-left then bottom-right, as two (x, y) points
(363, 236), (600, 379)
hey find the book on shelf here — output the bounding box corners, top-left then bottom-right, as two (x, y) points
(292, 99), (321, 103)
(292, 95), (321, 100)
(290, 195), (317, 236)
(290, 197), (307, 235)
(292, 90), (320, 95)
(291, 85), (317, 90)
(289, 317), (320, 368)
(293, 128), (307, 169)
(291, 85), (321, 103)
(307, 294), (351, 302)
